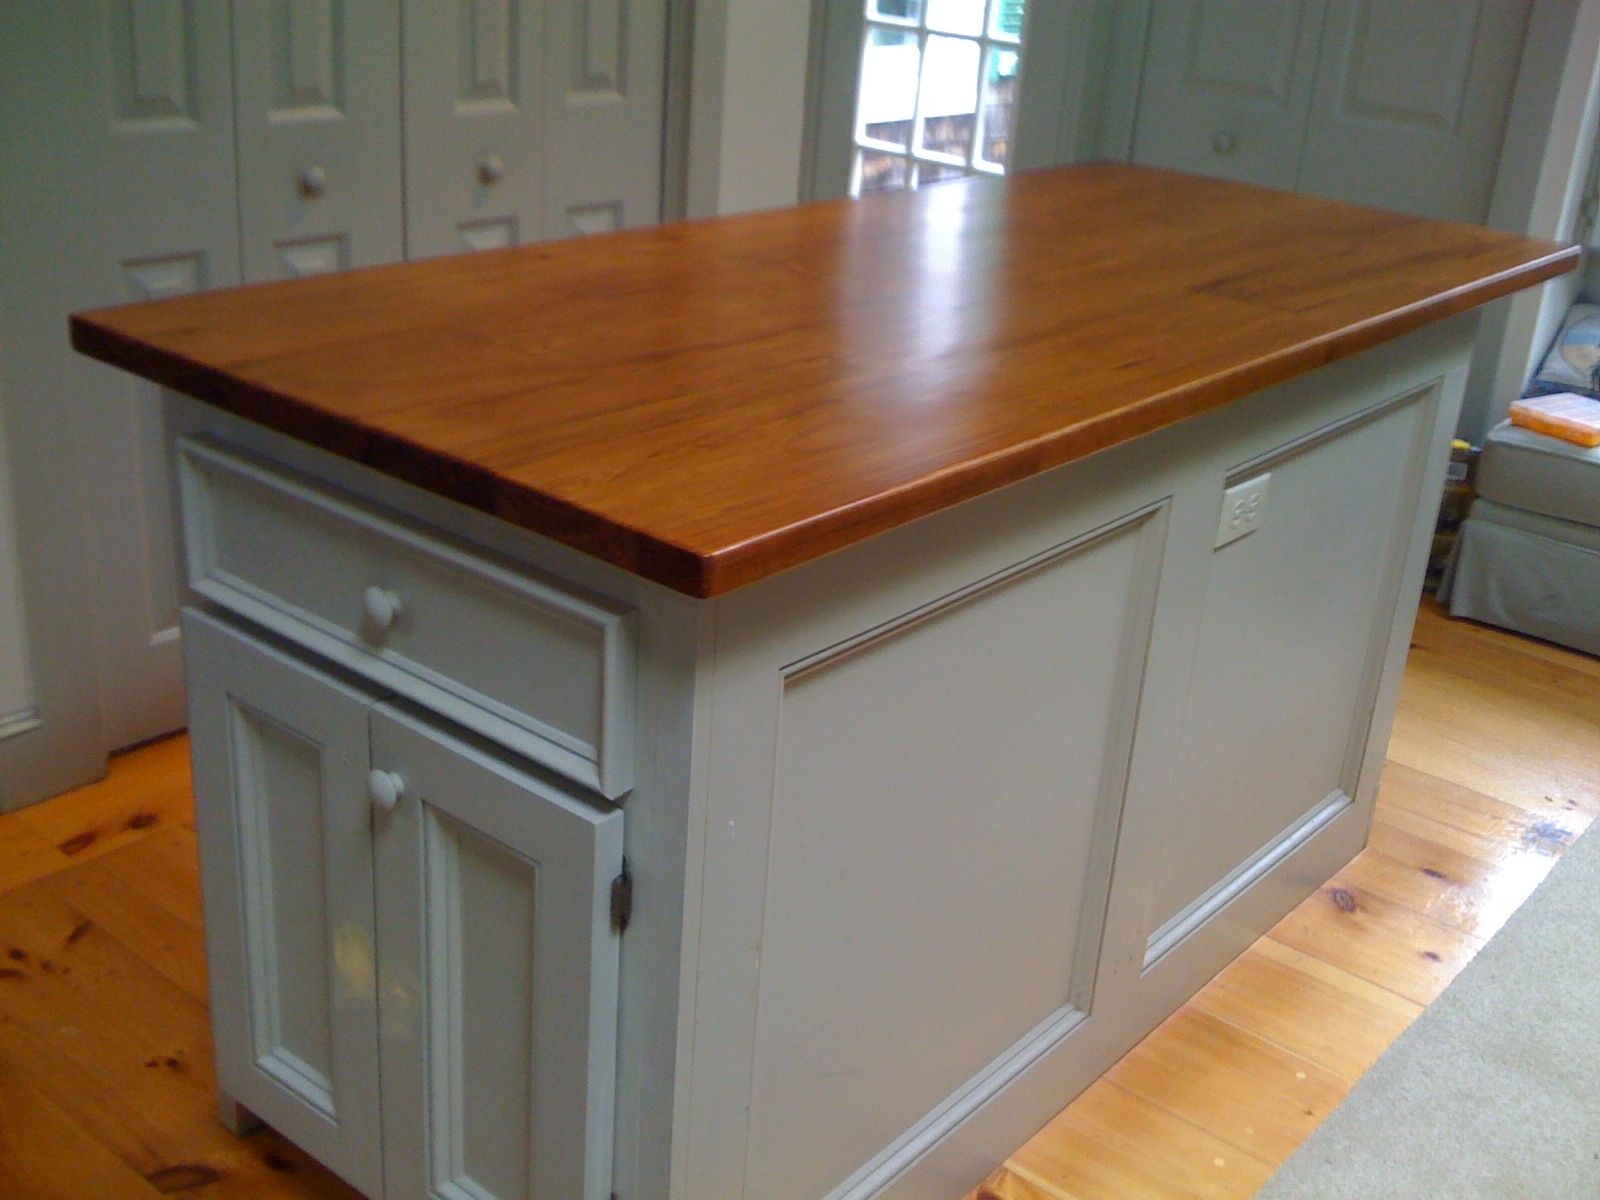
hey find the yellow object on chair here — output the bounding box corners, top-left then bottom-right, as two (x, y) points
(1508, 392), (1600, 447)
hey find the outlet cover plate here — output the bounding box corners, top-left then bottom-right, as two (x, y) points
(1215, 472), (1270, 549)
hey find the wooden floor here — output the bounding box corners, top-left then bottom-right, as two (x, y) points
(0, 601), (1594, 1198)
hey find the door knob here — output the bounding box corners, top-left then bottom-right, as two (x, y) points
(1211, 130), (1238, 156)
(298, 164), (328, 198)
(368, 769), (404, 812)
(363, 585), (402, 633)
(478, 154), (507, 185)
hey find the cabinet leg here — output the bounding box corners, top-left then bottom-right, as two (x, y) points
(216, 1090), (263, 1137)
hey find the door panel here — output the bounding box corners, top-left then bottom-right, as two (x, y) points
(401, 0), (545, 258)
(182, 608), (384, 1196)
(233, 0), (403, 280)
(541, 0), (667, 237)
(371, 702), (624, 1200)
(1142, 389), (1435, 963)
(403, 0), (666, 255)
(0, 3), (242, 784)
(1295, 0), (1530, 221)
(1131, 0), (1327, 189)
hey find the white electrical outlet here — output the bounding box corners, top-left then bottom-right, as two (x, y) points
(1215, 472), (1270, 549)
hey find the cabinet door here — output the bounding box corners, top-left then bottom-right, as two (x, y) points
(370, 702), (624, 1200)
(1295, 0), (1530, 221)
(182, 608), (384, 1196)
(1130, 0), (1327, 189)
(232, 0), (404, 280)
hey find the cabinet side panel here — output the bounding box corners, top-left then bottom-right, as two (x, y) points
(742, 510), (1163, 1200)
(1143, 387), (1434, 960)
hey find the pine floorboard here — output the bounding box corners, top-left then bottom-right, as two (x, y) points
(0, 600), (1593, 1198)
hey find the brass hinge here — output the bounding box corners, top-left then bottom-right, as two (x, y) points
(610, 858), (633, 934)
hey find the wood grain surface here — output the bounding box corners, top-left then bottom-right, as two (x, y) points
(70, 164), (1576, 596)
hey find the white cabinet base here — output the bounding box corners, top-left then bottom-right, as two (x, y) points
(173, 315), (1472, 1200)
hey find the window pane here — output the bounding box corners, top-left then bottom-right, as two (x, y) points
(868, 0), (922, 23)
(978, 46), (1020, 167)
(916, 34), (980, 161)
(858, 151), (911, 194)
(857, 26), (921, 149)
(990, 0), (1026, 41)
(925, 0), (985, 36)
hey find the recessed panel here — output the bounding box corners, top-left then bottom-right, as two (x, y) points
(460, 216), (518, 251)
(1186, 0), (1303, 103)
(270, 0), (346, 120)
(745, 514), (1161, 1198)
(457, 0), (520, 111)
(110, 0), (198, 129)
(1339, 0), (1477, 131)
(566, 202), (620, 236)
(572, 0), (626, 98)
(276, 235), (349, 278)
(1147, 394), (1429, 954)
(232, 703), (338, 1113)
(425, 812), (539, 1200)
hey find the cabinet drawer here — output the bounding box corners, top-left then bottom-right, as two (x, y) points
(177, 436), (635, 798)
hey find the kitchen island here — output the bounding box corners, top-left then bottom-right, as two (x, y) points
(72, 164), (1573, 1200)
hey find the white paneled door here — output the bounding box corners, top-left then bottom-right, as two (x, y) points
(403, 0), (668, 257)
(1130, 0), (1531, 222)
(232, 0), (405, 279)
(0, 2), (669, 809)
(0, 1), (243, 800)
(1295, 0), (1531, 222)
(1130, 0), (1327, 190)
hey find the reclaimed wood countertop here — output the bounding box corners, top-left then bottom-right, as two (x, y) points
(70, 163), (1576, 597)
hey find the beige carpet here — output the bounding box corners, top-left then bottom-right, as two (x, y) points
(1258, 822), (1600, 1198)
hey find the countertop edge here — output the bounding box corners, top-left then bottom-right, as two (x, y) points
(68, 243), (1580, 599)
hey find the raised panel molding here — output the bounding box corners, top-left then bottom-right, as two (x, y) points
(1185, 0), (1303, 103)
(229, 702), (341, 1117)
(574, 0), (626, 99)
(270, 0), (346, 121)
(1145, 788), (1351, 966)
(567, 201), (620, 236)
(276, 235), (349, 277)
(457, 0), (519, 112)
(125, 250), (206, 300)
(740, 503), (1168, 1200)
(459, 216), (517, 251)
(110, 0), (199, 129)
(1339, 0), (1478, 131)
(423, 811), (540, 1200)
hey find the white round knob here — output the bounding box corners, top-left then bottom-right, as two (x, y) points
(363, 585), (402, 633)
(367, 769), (404, 812)
(1211, 130), (1238, 156)
(477, 154), (507, 185)
(298, 164), (328, 197)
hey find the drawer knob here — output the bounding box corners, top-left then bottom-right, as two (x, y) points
(368, 769), (405, 812)
(363, 585), (403, 633)
(478, 153), (507, 185)
(298, 164), (328, 198)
